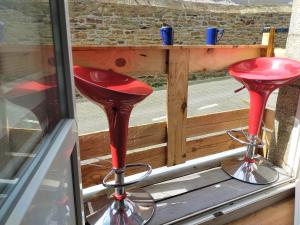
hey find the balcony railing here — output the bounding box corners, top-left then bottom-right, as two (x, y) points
(73, 43), (276, 189)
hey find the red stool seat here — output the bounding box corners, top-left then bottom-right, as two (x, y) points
(222, 57), (300, 184)
(74, 66), (152, 106)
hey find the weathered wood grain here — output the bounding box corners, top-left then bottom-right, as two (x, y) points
(189, 47), (262, 72)
(72, 48), (167, 74)
(186, 109), (249, 138)
(147, 171), (290, 225)
(79, 108), (275, 161)
(266, 27), (276, 57)
(79, 122), (166, 160)
(167, 49), (190, 166)
(81, 131), (244, 188)
(72, 45), (266, 75)
(81, 146), (166, 188)
(144, 168), (230, 201)
(186, 132), (245, 160)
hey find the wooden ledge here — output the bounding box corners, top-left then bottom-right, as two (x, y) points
(72, 44), (267, 51)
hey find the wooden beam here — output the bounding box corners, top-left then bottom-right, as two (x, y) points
(189, 47), (262, 72)
(186, 132), (245, 160)
(72, 45), (265, 75)
(72, 48), (167, 74)
(266, 27), (276, 57)
(166, 49), (190, 166)
(186, 109), (249, 138)
(81, 146), (166, 188)
(79, 122), (166, 160)
(80, 131), (245, 188)
(261, 109), (276, 158)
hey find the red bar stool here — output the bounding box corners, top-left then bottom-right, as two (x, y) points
(73, 66), (155, 225)
(222, 57), (300, 184)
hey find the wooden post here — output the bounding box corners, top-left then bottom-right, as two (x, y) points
(259, 27), (276, 157)
(266, 27), (275, 57)
(167, 49), (190, 166)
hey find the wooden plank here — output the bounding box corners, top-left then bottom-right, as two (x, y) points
(144, 168), (230, 201)
(264, 108), (276, 130)
(79, 122), (166, 160)
(167, 49), (190, 166)
(72, 45), (266, 75)
(260, 108), (276, 157)
(189, 48), (262, 72)
(72, 45), (267, 50)
(186, 132), (245, 160)
(85, 168), (231, 214)
(81, 146), (166, 188)
(228, 198), (294, 225)
(147, 171), (290, 225)
(85, 166), (291, 225)
(80, 131), (244, 188)
(72, 48), (167, 74)
(186, 109), (249, 138)
(266, 27), (276, 57)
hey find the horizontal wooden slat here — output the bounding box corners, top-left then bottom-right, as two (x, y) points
(189, 47), (262, 72)
(144, 168), (230, 201)
(72, 45), (267, 50)
(147, 171), (291, 225)
(80, 131), (246, 188)
(186, 132), (245, 160)
(186, 109), (249, 138)
(79, 122), (166, 160)
(79, 109), (252, 160)
(72, 48), (167, 74)
(72, 45), (266, 75)
(81, 146), (166, 188)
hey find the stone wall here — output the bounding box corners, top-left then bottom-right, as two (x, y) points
(0, 1), (292, 88)
(69, 0), (291, 48)
(69, 0), (291, 87)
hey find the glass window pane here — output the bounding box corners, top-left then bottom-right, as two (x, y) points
(0, 0), (60, 207)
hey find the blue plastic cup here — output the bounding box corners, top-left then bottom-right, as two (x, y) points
(206, 27), (224, 45)
(160, 26), (173, 45)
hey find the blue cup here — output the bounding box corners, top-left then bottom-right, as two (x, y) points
(160, 26), (173, 45)
(206, 27), (224, 45)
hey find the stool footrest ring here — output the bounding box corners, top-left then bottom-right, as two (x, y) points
(102, 163), (152, 188)
(227, 129), (264, 148)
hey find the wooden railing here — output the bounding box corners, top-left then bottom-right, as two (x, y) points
(73, 44), (275, 188)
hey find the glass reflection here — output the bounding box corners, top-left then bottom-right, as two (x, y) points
(0, 0), (60, 207)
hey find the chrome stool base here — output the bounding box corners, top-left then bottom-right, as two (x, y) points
(221, 155), (279, 185)
(87, 188), (155, 225)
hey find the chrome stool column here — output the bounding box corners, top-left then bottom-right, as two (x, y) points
(222, 129), (278, 184)
(74, 66), (155, 225)
(221, 57), (300, 185)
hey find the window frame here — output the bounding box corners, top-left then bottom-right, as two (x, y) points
(0, 0), (84, 224)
